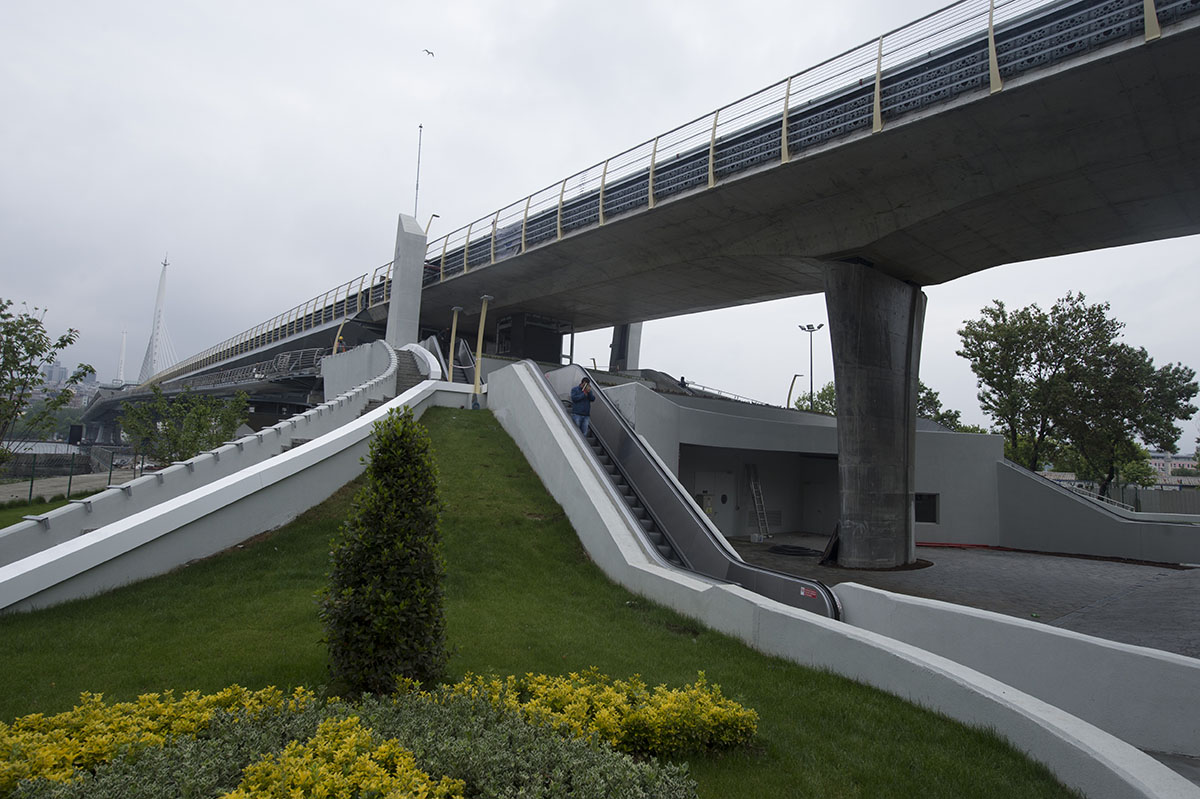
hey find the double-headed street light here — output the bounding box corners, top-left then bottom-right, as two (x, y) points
(799, 323), (824, 410)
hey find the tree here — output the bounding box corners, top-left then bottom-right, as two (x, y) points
(957, 293), (1120, 471)
(1052, 342), (1196, 497)
(958, 293), (1197, 493)
(917, 382), (964, 430)
(0, 299), (94, 462)
(319, 406), (447, 693)
(794, 381), (838, 414)
(119, 386), (248, 464)
(798, 379), (970, 432)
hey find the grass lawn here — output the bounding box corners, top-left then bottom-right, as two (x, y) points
(0, 499), (73, 529)
(0, 407), (1079, 798)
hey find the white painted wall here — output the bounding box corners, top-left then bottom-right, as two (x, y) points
(0, 379), (477, 613)
(0, 340), (401, 569)
(835, 583), (1200, 758)
(998, 462), (1200, 562)
(487, 361), (1199, 799)
(605, 382), (1003, 544)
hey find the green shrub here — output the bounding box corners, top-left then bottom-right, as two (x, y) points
(0, 686), (316, 793)
(448, 669), (758, 758)
(8, 689), (696, 799)
(318, 406), (448, 694)
(224, 716), (465, 799)
(358, 691), (697, 799)
(9, 703), (328, 799)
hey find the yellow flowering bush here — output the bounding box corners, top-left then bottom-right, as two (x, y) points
(0, 685), (314, 793)
(222, 716), (464, 799)
(445, 669), (757, 757)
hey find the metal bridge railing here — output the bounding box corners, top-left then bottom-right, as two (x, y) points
(421, 0), (1192, 286)
(157, 0), (1197, 385)
(177, 348), (328, 390)
(147, 263), (393, 386)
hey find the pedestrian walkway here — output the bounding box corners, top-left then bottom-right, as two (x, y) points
(0, 471), (138, 504)
(730, 532), (1200, 659)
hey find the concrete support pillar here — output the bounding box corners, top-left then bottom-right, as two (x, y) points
(385, 213), (427, 349)
(608, 322), (643, 372)
(824, 263), (926, 569)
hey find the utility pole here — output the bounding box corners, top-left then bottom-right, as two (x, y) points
(414, 124), (423, 216)
(799, 323), (824, 410)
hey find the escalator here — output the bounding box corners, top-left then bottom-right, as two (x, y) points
(545, 364), (841, 620)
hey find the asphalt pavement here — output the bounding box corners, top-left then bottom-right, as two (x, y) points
(730, 532), (1200, 660)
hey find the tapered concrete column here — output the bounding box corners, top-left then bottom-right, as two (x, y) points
(608, 322), (642, 371)
(385, 213), (427, 348)
(824, 263), (926, 569)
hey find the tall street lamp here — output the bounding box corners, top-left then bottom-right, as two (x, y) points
(799, 323), (824, 410)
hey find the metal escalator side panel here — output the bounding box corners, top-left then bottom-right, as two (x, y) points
(543, 363), (840, 620)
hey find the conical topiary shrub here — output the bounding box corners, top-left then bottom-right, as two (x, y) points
(319, 406), (447, 694)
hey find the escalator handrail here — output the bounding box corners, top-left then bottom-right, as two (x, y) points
(518, 360), (688, 570)
(544, 363), (841, 620)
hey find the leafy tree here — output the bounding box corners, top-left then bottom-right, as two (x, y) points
(119, 386), (248, 464)
(319, 406), (447, 694)
(1057, 442), (1157, 496)
(916, 382), (964, 430)
(0, 299), (94, 462)
(11, 400), (84, 439)
(957, 293), (1119, 471)
(794, 381), (837, 415)
(1171, 467), (1200, 477)
(798, 379), (970, 432)
(1052, 343), (1196, 497)
(959, 293), (1197, 492)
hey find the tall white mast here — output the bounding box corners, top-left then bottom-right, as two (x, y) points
(137, 255), (179, 383)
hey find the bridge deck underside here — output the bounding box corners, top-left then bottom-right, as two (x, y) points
(420, 19), (1200, 334)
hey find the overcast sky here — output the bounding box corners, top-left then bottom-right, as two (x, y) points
(2, 1), (1196, 446)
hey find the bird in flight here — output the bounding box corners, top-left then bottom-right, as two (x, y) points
(423, 49), (434, 57)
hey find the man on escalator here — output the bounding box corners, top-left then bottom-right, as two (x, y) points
(570, 377), (595, 436)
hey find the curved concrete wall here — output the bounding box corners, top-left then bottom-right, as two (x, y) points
(835, 583), (1200, 758)
(488, 361), (1198, 799)
(0, 341), (401, 570)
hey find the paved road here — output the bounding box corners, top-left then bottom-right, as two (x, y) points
(730, 533), (1200, 660)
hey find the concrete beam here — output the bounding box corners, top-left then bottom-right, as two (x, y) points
(386, 213), (427, 348)
(825, 262), (925, 568)
(608, 322), (642, 371)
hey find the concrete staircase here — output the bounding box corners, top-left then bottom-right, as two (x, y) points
(394, 350), (426, 395)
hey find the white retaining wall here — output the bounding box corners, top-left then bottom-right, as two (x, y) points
(0, 341), (406, 570)
(0, 375), (475, 614)
(487, 361), (1199, 799)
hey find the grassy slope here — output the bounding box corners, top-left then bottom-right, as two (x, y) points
(0, 407), (1077, 798)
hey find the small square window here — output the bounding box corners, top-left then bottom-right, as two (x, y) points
(915, 493), (939, 524)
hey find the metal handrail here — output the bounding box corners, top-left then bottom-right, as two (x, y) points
(681, 381), (771, 407)
(1030, 466), (1137, 512)
(146, 262), (393, 385)
(421, 0), (1182, 284)
(545, 363), (842, 619)
(152, 0), (1194, 385)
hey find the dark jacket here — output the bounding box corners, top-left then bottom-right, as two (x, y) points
(570, 384), (595, 416)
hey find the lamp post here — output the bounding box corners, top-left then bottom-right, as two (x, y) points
(799, 323), (824, 410)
